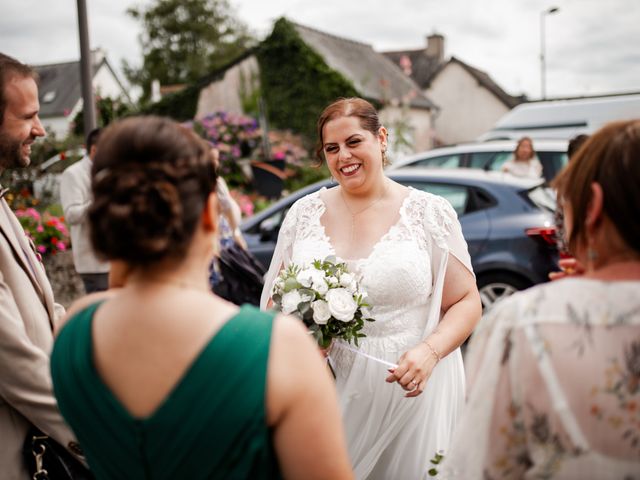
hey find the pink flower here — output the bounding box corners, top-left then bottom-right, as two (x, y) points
(57, 242), (66, 251)
(26, 208), (40, 221)
(37, 245), (46, 254)
(36, 225), (44, 232)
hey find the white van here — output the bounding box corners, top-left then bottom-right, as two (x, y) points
(479, 93), (640, 141)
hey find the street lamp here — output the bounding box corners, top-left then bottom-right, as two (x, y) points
(540, 6), (559, 100)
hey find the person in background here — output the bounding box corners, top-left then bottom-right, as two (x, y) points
(501, 136), (543, 179)
(60, 127), (110, 293)
(0, 52), (83, 478)
(209, 147), (266, 306)
(567, 133), (590, 159)
(552, 133), (591, 270)
(442, 120), (640, 478)
(51, 116), (353, 480)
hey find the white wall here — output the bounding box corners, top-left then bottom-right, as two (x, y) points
(93, 63), (127, 100)
(41, 116), (71, 139)
(196, 56), (260, 117)
(380, 106), (434, 156)
(427, 62), (510, 145)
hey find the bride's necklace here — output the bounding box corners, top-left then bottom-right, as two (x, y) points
(340, 181), (388, 243)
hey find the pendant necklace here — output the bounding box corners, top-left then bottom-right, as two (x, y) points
(339, 181), (388, 243)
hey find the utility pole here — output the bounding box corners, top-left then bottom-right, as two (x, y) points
(77, 0), (97, 138)
(540, 6), (559, 100)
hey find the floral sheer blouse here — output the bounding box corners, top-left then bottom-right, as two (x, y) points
(441, 278), (640, 479)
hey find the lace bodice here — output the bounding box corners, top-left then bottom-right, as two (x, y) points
(292, 189), (433, 332)
(267, 187), (469, 352)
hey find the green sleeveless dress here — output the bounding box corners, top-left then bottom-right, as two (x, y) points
(51, 303), (283, 480)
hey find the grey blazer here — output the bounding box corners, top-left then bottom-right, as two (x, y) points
(0, 198), (79, 479)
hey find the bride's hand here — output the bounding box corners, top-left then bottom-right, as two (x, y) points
(385, 343), (438, 398)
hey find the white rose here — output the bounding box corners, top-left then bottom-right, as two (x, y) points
(327, 276), (338, 286)
(281, 290), (302, 314)
(273, 278), (285, 295)
(346, 280), (357, 294)
(297, 268), (326, 288)
(325, 288), (358, 322)
(313, 280), (329, 295)
(300, 290), (315, 302)
(311, 300), (331, 324)
(296, 269), (314, 288)
(339, 273), (354, 287)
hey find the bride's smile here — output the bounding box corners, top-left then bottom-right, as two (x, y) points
(322, 115), (387, 193)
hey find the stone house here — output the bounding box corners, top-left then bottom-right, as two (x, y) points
(384, 35), (524, 145)
(196, 21), (438, 154)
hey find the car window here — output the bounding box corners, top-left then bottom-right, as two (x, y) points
(409, 154), (462, 168)
(257, 208), (286, 235)
(485, 152), (512, 171)
(538, 151), (568, 178)
(403, 182), (469, 216)
(468, 151), (501, 169)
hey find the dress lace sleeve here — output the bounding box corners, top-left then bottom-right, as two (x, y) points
(259, 199), (300, 310)
(421, 193), (474, 333)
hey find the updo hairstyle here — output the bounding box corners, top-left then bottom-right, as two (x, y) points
(552, 119), (640, 257)
(89, 116), (216, 266)
(315, 97), (382, 163)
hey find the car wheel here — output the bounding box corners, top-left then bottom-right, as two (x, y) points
(476, 273), (532, 310)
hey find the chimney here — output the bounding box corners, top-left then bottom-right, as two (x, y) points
(425, 34), (444, 62)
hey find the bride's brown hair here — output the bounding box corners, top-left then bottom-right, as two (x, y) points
(315, 97), (382, 163)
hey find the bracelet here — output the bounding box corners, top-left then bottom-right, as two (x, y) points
(422, 339), (441, 363)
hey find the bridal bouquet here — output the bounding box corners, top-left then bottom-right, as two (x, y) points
(271, 256), (374, 349)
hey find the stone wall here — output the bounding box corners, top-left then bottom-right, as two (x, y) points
(43, 251), (85, 308)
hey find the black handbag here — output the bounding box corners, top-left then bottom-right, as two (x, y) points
(23, 427), (94, 480)
(212, 242), (266, 306)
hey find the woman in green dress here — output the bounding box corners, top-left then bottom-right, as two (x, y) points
(51, 116), (353, 480)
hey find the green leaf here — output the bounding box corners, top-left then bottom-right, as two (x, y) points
(284, 277), (302, 292)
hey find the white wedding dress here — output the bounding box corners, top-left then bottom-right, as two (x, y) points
(261, 187), (474, 479)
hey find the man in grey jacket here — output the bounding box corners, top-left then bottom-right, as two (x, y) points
(60, 128), (109, 293)
(0, 52), (82, 479)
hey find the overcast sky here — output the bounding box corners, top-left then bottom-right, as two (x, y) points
(1, 0), (639, 100)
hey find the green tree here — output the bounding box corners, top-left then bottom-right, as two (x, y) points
(124, 0), (255, 102)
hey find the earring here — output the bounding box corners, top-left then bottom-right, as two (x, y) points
(330, 175), (335, 183)
(586, 237), (599, 271)
(381, 148), (389, 167)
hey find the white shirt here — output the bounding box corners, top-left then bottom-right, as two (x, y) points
(59, 156), (109, 274)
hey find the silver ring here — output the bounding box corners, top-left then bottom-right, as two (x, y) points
(411, 379), (418, 387)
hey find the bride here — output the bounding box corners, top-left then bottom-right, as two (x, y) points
(261, 98), (482, 479)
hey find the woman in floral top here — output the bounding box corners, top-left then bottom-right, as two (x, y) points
(442, 120), (640, 479)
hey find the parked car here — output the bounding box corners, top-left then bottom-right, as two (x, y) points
(242, 168), (560, 310)
(387, 139), (568, 182)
